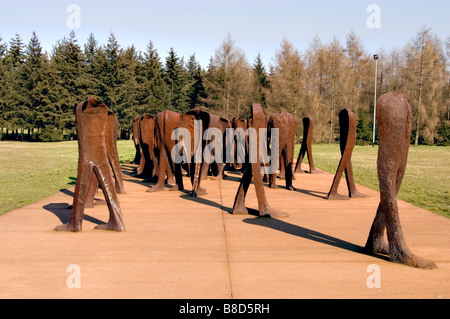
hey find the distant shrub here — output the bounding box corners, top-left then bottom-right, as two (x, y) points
(35, 127), (64, 142)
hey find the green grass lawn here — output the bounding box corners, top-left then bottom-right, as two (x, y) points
(0, 140), (448, 218)
(301, 144), (450, 218)
(0, 140), (136, 215)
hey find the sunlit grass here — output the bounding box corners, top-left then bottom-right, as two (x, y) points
(0, 140), (136, 215)
(300, 144), (450, 218)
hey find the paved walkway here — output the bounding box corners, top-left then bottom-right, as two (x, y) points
(0, 163), (448, 299)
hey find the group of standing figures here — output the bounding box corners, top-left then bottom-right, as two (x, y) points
(54, 92), (437, 269)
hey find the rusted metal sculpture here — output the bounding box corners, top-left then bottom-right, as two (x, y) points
(131, 117), (141, 165)
(365, 92), (437, 269)
(147, 109), (206, 196)
(232, 104), (288, 218)
(267, 110), (297, 190)
(147, 110), (181, 193)
(85, 111), (125, 208)
(295, 117), (318, 173)
(106, 111), (125, 194)
(55, 97), (125, 232)
(136, 114), (157, 181)
(230, 117), (248, 171)
(326, 108), (367, 200)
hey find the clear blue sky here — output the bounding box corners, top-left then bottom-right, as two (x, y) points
(0, 0), (449, 68)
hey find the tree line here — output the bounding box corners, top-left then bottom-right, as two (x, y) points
(0, 27), (449, 145)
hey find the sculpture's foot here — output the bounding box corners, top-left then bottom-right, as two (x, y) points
(94, 221), (125, 232)
(191, 187), (206, 197)
(326, 193), (350, 200)
(259, 206), (289, 218)
(391, 251), (437, 270)
(54, 222), (81, 232)
(365, 240), (390, 256)
(146, 185), (165, 192)
(232, 204), (249, 215)
(350, 191), (369, 198)
(169, 185), (183, 192)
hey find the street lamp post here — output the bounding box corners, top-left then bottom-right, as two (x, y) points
(372, 54), (378, 146)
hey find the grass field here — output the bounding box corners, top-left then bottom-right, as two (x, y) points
(0, 140), (135, 215)
(0, 140), (448, 218)
(302, 144), (450, 218)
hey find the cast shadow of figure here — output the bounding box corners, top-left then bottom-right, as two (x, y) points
(43, 203), (106, 226)
(243, 217), (389, 262)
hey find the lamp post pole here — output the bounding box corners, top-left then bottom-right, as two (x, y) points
(372, 54), (378, 146)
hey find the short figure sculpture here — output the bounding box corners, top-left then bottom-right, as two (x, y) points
(365, 91), (436, 269)
(232, 104), (288, 218)
(326, 108), (367, 200)
(136, 114), (157, 181)
(295, 117), (318, 173)
(55, 97), (125, 232)
(267, 110), (297, 190)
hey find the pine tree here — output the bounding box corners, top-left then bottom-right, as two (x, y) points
(252, 53), (270, 107)
(164, 48), (191, 113)
(186, 54), (206, 109)
(49, 31), (87, 137)
(140, 40), (170, 113)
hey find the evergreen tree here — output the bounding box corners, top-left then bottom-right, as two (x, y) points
(4, 33), (27, 138)
(164, 47), (191, 113)
(49, 31), (87, 137)
(140, 40), (170, 113)
(186, 54), (206, 109)
(252, 53), (270, 107)
(0, 35), (8, 135)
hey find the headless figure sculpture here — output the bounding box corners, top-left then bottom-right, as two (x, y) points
(365, 92), (436, 269)
(136, 114), (157, 182)
(326, 108), (367, 200)
(267, 110), (297, 190)
(232, 104), (288, 218)
(295, 117), (318, 173)
(55, 97), (125, 232)
(131, 117), (141, 165)
(84, 111), (126, 208)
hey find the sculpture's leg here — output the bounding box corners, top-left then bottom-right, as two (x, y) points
(55, 161), (93, 232)
(92, 164), (125, 231)
(326, 157), (349, 200)
(147, 146), (168, 192)
(232, 164), (252, 215)
(251, 161), (288, 218)
(168, 145), (185, 192)
(85, 173), (100, 208)
(165, 154), (175, 184)
(377, 154), (435, 268)
(364, 203), (389, 255)
(284, 155), (294, 191)
(278, 156), (285, 179)
(344, 161), (368, 198)
(294, 142), (306, 172)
